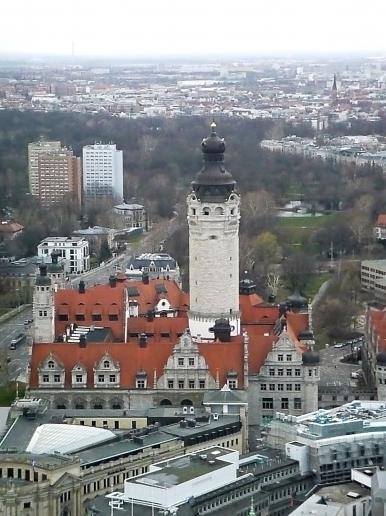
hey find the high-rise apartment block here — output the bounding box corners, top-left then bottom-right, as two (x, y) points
(82, 143), (123, 201)
(28, 141), (61, 196)
(28, 141), (82, 207)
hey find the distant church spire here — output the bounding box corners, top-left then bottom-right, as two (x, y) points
(331, 74), (338, 104)
(248, 497), (256, 516)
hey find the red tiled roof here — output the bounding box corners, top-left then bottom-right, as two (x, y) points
(376, 214), (386, 227)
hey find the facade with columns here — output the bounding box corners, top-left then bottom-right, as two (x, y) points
(28, 125), (319, 430)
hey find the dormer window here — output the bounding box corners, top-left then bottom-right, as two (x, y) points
(103, 360), (110, 369)
(136, 369), (147, 389)
(227, 369), (238, 389)
(48, 360), (55, 369)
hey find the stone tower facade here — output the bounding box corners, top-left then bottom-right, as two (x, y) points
(33, 264), (55, 343)
(187, 123), (240, 340)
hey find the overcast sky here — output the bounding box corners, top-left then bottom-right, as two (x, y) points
(1, 0), (386, 58)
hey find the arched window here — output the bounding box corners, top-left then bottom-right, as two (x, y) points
(203, 207), (210, 215)
(215, 206), (224, 215)
(103, 360), (110, 369)
(47, 360), (55, 369)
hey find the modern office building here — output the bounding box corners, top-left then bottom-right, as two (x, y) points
(82, 143), (123, 200)
(28, 140), (61, 196)
(265, 401), (386, 484)
(37, 236), (90, 275)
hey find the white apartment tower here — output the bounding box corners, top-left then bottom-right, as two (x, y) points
(28, 140), (61, 196)
(187, 123), (240, 339)
(82, 143), (123, 200)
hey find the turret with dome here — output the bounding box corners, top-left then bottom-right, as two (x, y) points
(187, 122), (241, 340)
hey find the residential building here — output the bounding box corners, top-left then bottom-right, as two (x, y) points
(113, 202), (147, 229)
(37, 236), (90, 275)
(265, 401), (386, 484)
(374, 214), (386, 241)
(82, 143), (123, 200)
(125, 252), (180, 283)
(28, 140), (61, 196)
(72, 225), (115, 254)
(37, 146), (82, 207)
(361, 259), (386, 300)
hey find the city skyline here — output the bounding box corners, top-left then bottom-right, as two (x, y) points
(2, 0), (386, 58)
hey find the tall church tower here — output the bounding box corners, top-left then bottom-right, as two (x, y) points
(187, 123), (240, 340)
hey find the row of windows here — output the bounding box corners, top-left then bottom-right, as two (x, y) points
(41, 373), (118, 384)
(269, 368), (301, 376)
(0, 467), (47, 483)
(57, 314), (119, 322)
(261, 383), (302, 391)
(262, 397), (302, 410)
(178, 357), (196, 366)
(168, 379), (206, 389)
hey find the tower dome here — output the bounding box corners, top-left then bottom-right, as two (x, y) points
(192, 122), (236, 202)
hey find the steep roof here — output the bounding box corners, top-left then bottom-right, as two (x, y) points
(376, 214), (386, 226)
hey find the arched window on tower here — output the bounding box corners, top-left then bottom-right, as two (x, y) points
(215, 207), (224, 215)
(203, 207), (210, 215)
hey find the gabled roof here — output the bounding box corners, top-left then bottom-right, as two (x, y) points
(203, 385), (247, 405)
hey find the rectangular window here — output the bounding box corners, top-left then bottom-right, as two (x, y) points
(92, 314), (102, 321)
(295, 368), (301, 376)
(278, 383), (284, 391)
(168, 380), (174, 389)
(278, 368), (284, 376)
(286, 369), (292, 376)
(58, 314), (68, 321)
(278, 354), (283, 362)
(75, 314), (85, 321)
(178, 380), (185, 389)
(136, 380), (145, 389)
(43, 374), (49, 382)
(98, 374), (105, 382)
(109, 375), (116, 383)
(261, 383), (267, 390)
(54, 374), (61, 383)
(178, 358), (184, 366)
(269, 368), (275, 376)
(262, 398), (273, 410)
(189, 380), (195, 389)
(295, 383), (301, 391)
(269, 384), (275, 391)
(199, 380), (205, 389)
(228, 380), (237, 389)
(286, 384), (292, 391)
(188, 358), (195, 366)
(294, 398), (302, 410)
(75, 374), (83, 383)
(286, 354), (292, 361)
(108, 314), (118, 321)
(281, 398), (289, 410)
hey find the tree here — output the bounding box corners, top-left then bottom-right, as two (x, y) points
(99, 238), (112, 263)
(282, 252), (315, 292)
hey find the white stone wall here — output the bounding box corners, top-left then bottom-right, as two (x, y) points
(187, 192), (240, 338)
(33, 285), (55, 343)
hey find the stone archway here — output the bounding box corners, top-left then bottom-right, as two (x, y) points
(160, 399), (172, 406)
(180, 399), (193, 406)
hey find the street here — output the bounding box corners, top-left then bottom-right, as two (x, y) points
(0, 306), (32, 383)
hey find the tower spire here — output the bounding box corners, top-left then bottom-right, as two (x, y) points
(248, 497), (256, 516)
(331, 74), (338, 104)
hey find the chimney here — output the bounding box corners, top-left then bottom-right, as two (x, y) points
(78, 280), (85, 294)
(51, 251), (59, 265)
(142, 271), (149, 285)
(109, 275), (117, 288)
(79, 334), (87, 348)
(39, 264), (48, 277)
(209, 319), (233, 342)
(139, 333), (148, 348)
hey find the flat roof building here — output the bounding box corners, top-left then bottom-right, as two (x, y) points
(83, 143), (123, 201)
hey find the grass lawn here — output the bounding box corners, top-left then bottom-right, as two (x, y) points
(276, 214), (332, 229)
(0, 308), (11, 317)
(0, 382), (26, 406)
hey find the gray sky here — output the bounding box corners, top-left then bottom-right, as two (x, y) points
(1, 0), (386, 57)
